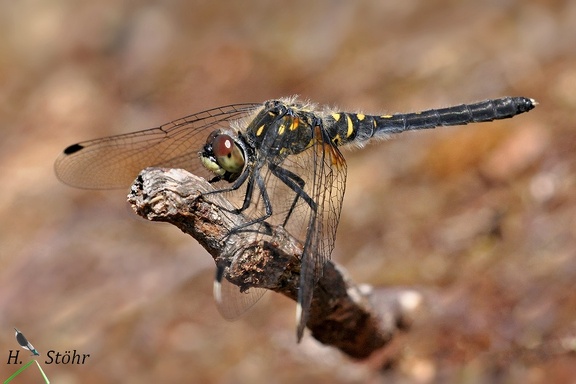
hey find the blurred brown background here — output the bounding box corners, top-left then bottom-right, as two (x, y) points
(0, 0), (574, 383)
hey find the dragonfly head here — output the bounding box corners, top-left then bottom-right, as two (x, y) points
(200, 130), (246, 182)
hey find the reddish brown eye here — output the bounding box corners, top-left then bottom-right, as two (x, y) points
(212, 134), (245, 174)
(212, 135), (234, 158)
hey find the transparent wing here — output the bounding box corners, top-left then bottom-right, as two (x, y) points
(54, 103), (260, 189)
(245, 120), (347, 340)
(295, 126), (347, 339)
(213, 266), (267, 320)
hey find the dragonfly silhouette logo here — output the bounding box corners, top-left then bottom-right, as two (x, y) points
(5, 327), (50, 383)
(14, 328), (40, 356)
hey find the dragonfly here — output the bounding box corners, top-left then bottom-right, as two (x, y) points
(55, 95), (536, 340)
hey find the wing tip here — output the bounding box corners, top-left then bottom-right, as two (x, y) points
(295, 302), (305, 342)
(213, 279), (223, 305)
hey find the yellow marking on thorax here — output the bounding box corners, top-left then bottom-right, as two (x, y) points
(331, 113), (341, 122)
(278, 124), (286, 135)
(256, 124), (265, 136)
(289, 118), (299, 131)
(381, 114), (393, 118)
(345, 114), (354, 138)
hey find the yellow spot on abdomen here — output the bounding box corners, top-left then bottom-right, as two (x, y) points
(356, 114), (365, 121)
(345, 114), (354, 138)
(278, 124), (285, 135)
(381, 114), (393, 118)
(332, 134), (341, 145)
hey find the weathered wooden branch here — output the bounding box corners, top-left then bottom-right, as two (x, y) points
(127, 168), (422, 359)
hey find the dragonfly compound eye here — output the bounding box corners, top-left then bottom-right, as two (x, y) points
(212, 134), (245, 174)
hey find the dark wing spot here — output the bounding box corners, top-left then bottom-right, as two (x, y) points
(63, 143), (85, 155)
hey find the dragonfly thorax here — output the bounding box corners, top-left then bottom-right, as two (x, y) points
(244, 99), (320, 157)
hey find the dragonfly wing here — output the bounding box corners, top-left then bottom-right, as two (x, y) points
(246, 118), (347, 339)
(295, 126), (347, 340)
(258, 121), (347, 340)
(213, 265), (267, 320)
(54, 103), (260, 189)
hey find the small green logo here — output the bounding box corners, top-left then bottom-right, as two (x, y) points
(4, 327), (49, 384)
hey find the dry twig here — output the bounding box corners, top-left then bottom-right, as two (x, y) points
(128, 167), (422, 359)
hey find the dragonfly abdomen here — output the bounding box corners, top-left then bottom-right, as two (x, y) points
(325, 97), (536, 146)
(324, 112), (378, 146)
(371, 96), (536, 136)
